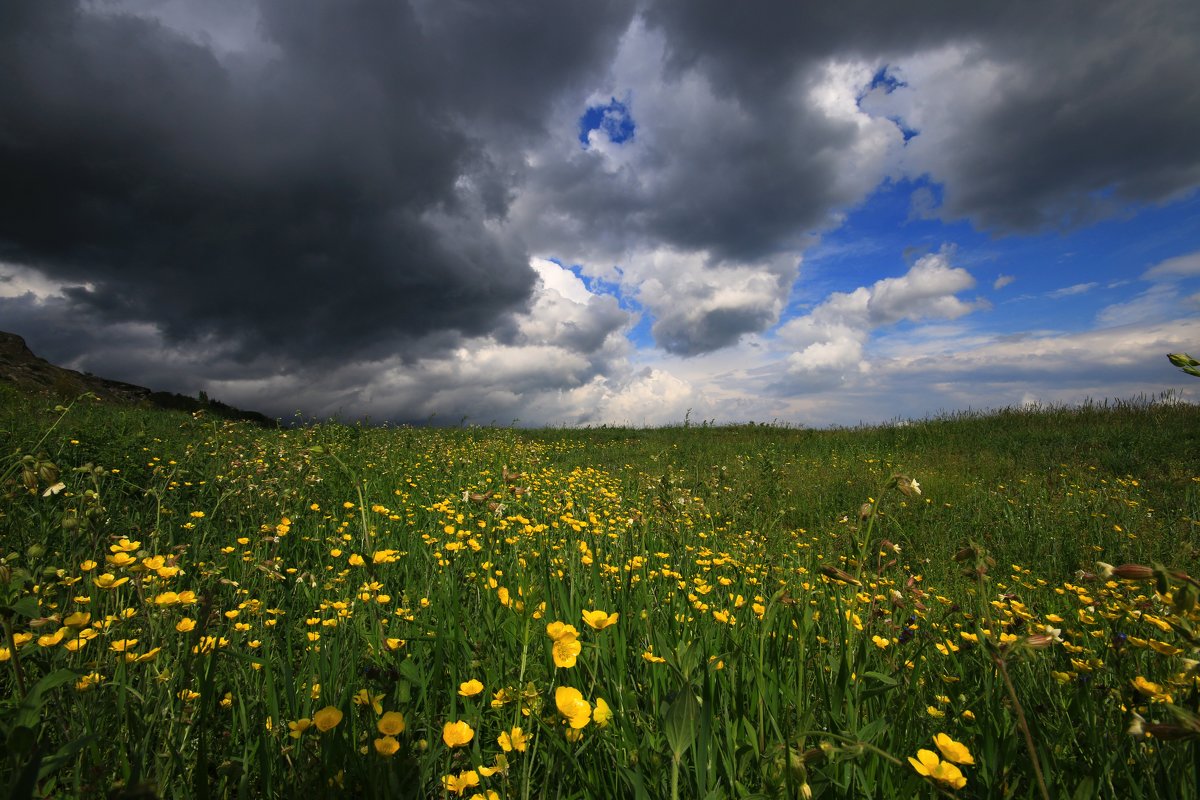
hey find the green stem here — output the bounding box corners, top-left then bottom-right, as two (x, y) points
(993, 654), (1050, 800)
(2, 613), (28, 697)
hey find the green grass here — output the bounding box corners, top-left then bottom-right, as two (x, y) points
(2, 385), (1199, 798)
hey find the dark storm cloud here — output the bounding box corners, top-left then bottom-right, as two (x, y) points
(0, 0), (636, 363)
(643, 0), (1200, 233)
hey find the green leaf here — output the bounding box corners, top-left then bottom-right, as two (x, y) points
(860, 671), (898, 686)
(857, 717), (888, 744)
(6, 725), (36, 755)
(8, 595), (40, 618)
(664, 687), (702, 759)
(15, 669), (79, 729)
(38, 734), (97, 782)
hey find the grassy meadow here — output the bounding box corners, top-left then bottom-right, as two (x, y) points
(2, 385), (1200, 798)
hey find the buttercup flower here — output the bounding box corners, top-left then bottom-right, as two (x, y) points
(377, 711), (406, 736)
(353, 689), (384, 715)
(459, 679), (484, 697)
(555, 686), (591, 729)
(552, 636), (582, 668)
(546, 621), (579, 641)
(288, 718), (313, 738)
(374, 736), (400, 756)
(642, 649), (666, 664)
(932, 733), (974, 765)
(593, 697), (612, 728)
(442, 720), (475, 747)
(581, 609), (619, 630)
(498, 726), (529, 752)
(313, 706), (343, 732)
(442, 770), (480, 795)
(909, 749), (967, 789)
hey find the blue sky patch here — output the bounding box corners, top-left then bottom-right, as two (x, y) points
(579, 97), (636, 147)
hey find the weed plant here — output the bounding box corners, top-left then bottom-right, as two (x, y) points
(2, 385), (1199, 798)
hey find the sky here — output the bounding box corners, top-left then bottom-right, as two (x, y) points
(2, 0), (1199, 427)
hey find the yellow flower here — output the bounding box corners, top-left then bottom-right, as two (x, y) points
(176, 618), (196, 633)
(377, 711), (406, 736)
(581, 609), (619, 630)
(106, 552), (137, 568)
(552, 636), (582, 668)
(1132, 676), (1174, 704)
(110, 638), (138, 652)
(459, 679), (484, 697)
(926, 705), (945, 718)
(909, 749), (967, 789)
(154, 591), (180, 606)
(441, 770), (480, 795)
(872, 635), (891, 650)
(491, 687), (515, 708)
(347, 553), (365, 567)
(313, 706), (343, 732)
(93, 573), (129, 589)
(288, 718), (313, 738)
(555, 686), (591, 729)
(593, 697), (612, 728)
(374, 735), (400, 756)
(498, 726), (529, 752)
(546, 621), (579, 641)
(131, 647), (162, 663)
(38, 628), (67, 648)
(63, 611), (91, 628)
(442, 720), (475, 748)
(932, 733), (974, 765)
(642, 649), (666, 664)
(353, 689), (384, 715)
(75, 672), (104, 691)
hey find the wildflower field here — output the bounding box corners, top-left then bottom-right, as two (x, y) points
(2, 387), (1200, 799)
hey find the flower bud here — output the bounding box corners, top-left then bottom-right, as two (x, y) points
(819, 565), (861, 586)
(1109, 563), (1154, 580)
(1174, 584), (1197, 615)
